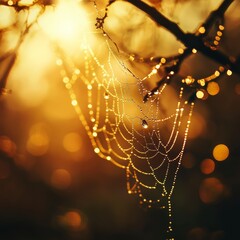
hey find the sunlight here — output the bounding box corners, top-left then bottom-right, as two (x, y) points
(40, 0), (90, 47)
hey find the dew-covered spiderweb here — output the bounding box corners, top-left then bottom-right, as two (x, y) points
(54, 17), (195, 233)
(49, 4), (202, 238)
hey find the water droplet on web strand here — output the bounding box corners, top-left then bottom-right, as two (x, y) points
(94, 147), (100, 154)
(142, 119), (148, 129)
(104, 92), (109, 99)
(143, 94), (149, 103)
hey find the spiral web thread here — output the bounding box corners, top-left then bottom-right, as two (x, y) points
(54, 28), (194, 234)
(0, 0), (233, 238)
(50, 0), (232, 235)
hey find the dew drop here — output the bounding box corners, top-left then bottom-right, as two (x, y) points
(142, 119), (148, 129)
(104, 92), (109, 99)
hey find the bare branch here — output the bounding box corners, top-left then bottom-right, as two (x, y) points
(124, 0), (239, 74)
(0, 5), (45, 95)
(0, 51), (14, 63)
(0, 53), (16, 94)
(201, 0), (233, 36)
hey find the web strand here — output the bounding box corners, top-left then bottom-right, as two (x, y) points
(54, 29), (194, 236)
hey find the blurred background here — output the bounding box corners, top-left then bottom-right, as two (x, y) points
(0, 0), (240, 239)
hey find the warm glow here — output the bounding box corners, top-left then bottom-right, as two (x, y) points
(142, 119), (148, 129)
(196, 90), (205, 99)
(26, 123), (49, 156)
(0, 136), (16, 157)
(199, 177), (225, 203)
(94, 147), (100, 153)
(39, 0), (89, 46)
(0, 0), (236, 231)
(213, 144), (229, 161)
(200, 158), (215, 174)
(178, 48), (184, 54)
(192, 48), (197, 54)
(235, 83), (240, 95)
(0, 5), (16, 29)
(187, 228), (209, 239)
(65, 211), (82, 229)
(207, 81), (220, 96)
(56, 58), (63, 66)
(184, 112), (206, 139)
(57, 210), (85, 230)
(63, 132), (82, 153)
(161, 58), (166, 64)
(227, 70), (232, 76)
(51, 169), (72, 189)
(219, 25), (224, 31)
(18, 0), (35, 6)
(8, 32), (52, 108)
(183, 76), (195, 85)
(198, 26), (206, 34)
(8, 0), (14, 5)
(197, 79), (206, 87)
(182, 153), (196, 169)
(71, 99), (78, 106)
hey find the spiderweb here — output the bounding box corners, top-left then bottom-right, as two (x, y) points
(54, 19), (194, 233)
(0, 0), (233, 239)
(50, 0), (234, 236)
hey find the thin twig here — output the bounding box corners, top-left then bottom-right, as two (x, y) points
(0, 51), (14, 63)
(124, 0), (239, 74)
(202, 0), (233, 36)
(0, 6), (45, 95)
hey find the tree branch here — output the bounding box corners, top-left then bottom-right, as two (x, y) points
(0, 5), (45, 95)
(124, 0), (240, 74)
(202, 0), (233, 35)
(0, 51), (14, 63)
(0, 53), (16, 94)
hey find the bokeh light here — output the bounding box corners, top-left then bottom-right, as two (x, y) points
(197, 89), (209, 100)
(26, 123), (49, 156)
(0, 136), (16, 157)
(18, 0), (35, 6)
(0, 5), (16, 29)
(63, 132), (82, 153)
(64, 211), (82, 229)
(200, 158), (215, 174)
(0, 0), (239, 239)
(226, 70), (232, 76)
(207, 81), (220, 96)
(187, 227), (208, 240)
(234, 83), (240, 95)
(199, 177), (225, 203)
(213, 144), (229, 161)
(51, 169), (72, 190)
(39, 0), (90, 49)
(56, 209), (88, 232)
(8, 33), (52, 108)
